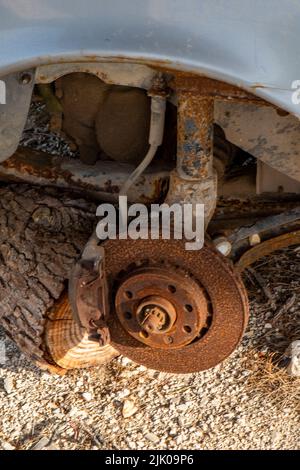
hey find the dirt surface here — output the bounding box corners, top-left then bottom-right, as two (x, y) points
(0, 247), (299, 450)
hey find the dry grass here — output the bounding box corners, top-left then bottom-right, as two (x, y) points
(242, 246), (300, 414)
(245, 350), (300, 412)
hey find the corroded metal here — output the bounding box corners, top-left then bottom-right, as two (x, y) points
(215, 101), (300, 182)
(166, 169), (217, 227)
(171, 74), (267, 104)
(36, 62), (158, 90)
(236, 230), (300, 271)
(228, 207), (300, 246)
(115, 266), (208, 350)
(69, 234), (110, 347)
(0, 147), (169, 203)
(36, 63), (266, 105)
(103, 236), (248, 374)
(177, 93), (214, 180)
(0, 70), (35, 162)
(166, 88), (217, 227)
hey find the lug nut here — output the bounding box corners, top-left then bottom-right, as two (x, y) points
(164, 336), (173, 344)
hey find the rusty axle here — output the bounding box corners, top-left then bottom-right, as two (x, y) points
(0, 147), (170, 203)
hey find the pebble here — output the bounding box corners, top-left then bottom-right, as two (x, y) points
(3, 377), (14, 394)
(1, 440), (15, 450)
(271, 431), (281, 442)
(121, 357), (132, 366)
(117, 389), (131, 399)
(122, 399), (138, 418)
(145, 432), (160, 444)
(31, 437), (50, 450)
(82, 392), (93, 402)
(285, 340), (300, 377)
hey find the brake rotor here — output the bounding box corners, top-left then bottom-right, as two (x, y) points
(104, 237), (248, 373)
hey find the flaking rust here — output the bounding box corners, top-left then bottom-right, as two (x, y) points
(100, 236), (249, 374)
(177, 93), (214, 180)
(0, 147), (169, 203)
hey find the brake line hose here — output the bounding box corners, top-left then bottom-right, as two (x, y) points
(119, 93), (167, 225)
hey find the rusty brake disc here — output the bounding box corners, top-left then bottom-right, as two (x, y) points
(103, 237), (248, 374)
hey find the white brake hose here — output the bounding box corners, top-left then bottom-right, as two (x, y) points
(119, 95), (167, 225)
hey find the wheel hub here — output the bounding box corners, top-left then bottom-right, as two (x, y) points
(115, 267), (208, 349)
(136, 296), (175, 335)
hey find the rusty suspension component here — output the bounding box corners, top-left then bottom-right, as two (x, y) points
(0, 147), (169, 203)
(177, 94), (214, 180)
(166, 85), (217, 226)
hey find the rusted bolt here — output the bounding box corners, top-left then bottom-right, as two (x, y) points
(164, 336), (173, 344)
(19, 72), (32, 85)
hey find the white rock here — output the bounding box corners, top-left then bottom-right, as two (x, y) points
(117, 389), (130, 400)
(264, 323), (273, 329)
(82, 392), (93, 402)
(136, 365), (147, 372)
(68, 406), (81, 417)
(122, 399), (138, 418)
(121, 357), (132, 366)
(145, 432), (160, 444)
(21, 402), (31, 411)
(178, 416), (185, 427)
(45, 443), (60, 451)
(127, 441), (136, 449)
(31, 437), (50, 450)
(271, 431), (281, 442)
(285, 340), (300, 377)
(3, 377), (14, 394)
(1, 440), (15, 450)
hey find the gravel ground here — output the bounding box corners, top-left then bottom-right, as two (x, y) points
(0, 248), (299, 451)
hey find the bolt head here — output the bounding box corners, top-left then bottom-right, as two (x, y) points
(19, 72), (32, 85)
(164, 336), (173, 344)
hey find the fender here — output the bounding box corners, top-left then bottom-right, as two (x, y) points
(0, 0), (300, 116)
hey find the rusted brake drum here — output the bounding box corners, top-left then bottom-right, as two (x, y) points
(103, 237), (249, 374)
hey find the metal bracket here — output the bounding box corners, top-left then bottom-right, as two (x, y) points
(68, 233), (110, 346)
(0, 70), (35, 162)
